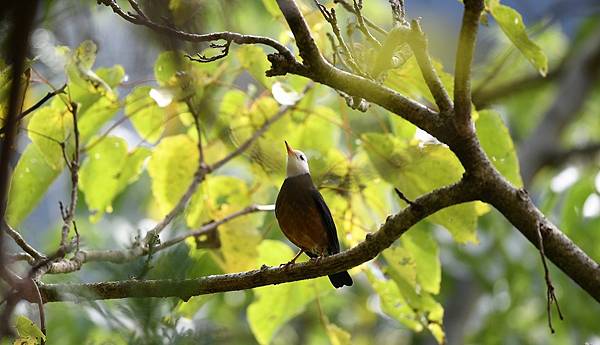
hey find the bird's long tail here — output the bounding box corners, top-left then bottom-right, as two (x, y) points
(328, 271), (353, 288)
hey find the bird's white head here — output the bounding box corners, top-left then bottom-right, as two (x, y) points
(285, 141), (310, 177)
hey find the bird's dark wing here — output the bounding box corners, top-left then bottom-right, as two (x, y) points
(310, 187), (340, 254)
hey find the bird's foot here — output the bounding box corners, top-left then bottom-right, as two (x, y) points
(309, 255), (325, 264)
(279, 260), (296, 269)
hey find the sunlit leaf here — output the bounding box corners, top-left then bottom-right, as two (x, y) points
(27, 101), (73, 169)
(401, 224), (441, 294)
(154, 51), (192, 87)
(476, 109), (523, 187)
(66, 40), (115, 100)
(262, 0), (281, 17)
(247, 240), (330, 345)
(326, 323), (352, 345)
(147, 134), (198, 216)
(78, 96), (120, 142)
(7, 145), (61, 226)
(236, 46), (272, 87)
(15, 315), (45, 343)
(125, 86), (165, 143)
(362, 133), (478, 243)
(487, 0), (548, 76)
(79, 136), (150, 222)
(366, 269), (422, 331)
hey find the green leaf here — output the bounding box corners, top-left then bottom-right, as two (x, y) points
(384, 56), (454, 108)
(366, 269), (422, 331)
(219, 89), (247, 118)
(325, 323), (352, 345)
(186, 175), (260, 272)
(401, 224), (441, 294)
(247, 240), (330, 345)
(66, 40), (115, 101)
(27, 102), (73, 170)
(262, 0), (281, 17)
(154, 51), (192, 87)
(15, 315), (45, 343)
(476, 109), (523, 187)
(7, 145), (62, 226)
(488, 0), (548, 76)
(79, 136), (150, 222)
(362, 133), (478, 243)
(236, 46), (272, 87)
(147, 134), (198, 216)
(125, 86), (165, 143)
(78, 96), (120, 142)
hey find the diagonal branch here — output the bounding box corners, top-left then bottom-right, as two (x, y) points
(39, 178), (478, 302)
(0, 84), (66, 135)
(453, 0), (484, 132)
(97, 0), (298, 64)
(1, 221), (45, 261)
(40, 204), (273, 273)
(407, 19), (453, 113)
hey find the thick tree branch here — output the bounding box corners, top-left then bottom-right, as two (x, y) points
(482, 172), (600, 303)
(0, 0), (38, 338)
(39, 178), (478, 302)
(453, 0), (484, 132)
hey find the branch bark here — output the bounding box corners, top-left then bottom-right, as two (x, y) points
(453, 0), (484, 132)
(39, 178), (478, 302)
(43, 0), (600, 309)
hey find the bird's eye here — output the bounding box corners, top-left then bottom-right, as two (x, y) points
(299, 155), (305, 161)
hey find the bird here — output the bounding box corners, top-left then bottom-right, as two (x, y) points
(275, 141), (353, 288)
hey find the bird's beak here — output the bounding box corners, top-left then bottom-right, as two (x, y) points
(285, 141), (294, 156)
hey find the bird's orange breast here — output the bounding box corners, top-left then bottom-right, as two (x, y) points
(275, 174), (331, 255)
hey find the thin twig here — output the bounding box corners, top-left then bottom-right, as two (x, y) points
(387, 0), (406, 25)
(60, 103), (80, 248)
(186, 40), (232, 63)
(158, 204), (274, 250)
(40, 204), (273, 273)
(535, 223), (564, 333)
(352, 0), (381, 48)
(97, 0), (297, 62)
(0, 84), (67, 135)
(314, 1), (366, 76)
(394, 188), (415, 206)
(333, 0), (387, 35)
(1, 220), (45, 261)
(211, 84), (313, 172)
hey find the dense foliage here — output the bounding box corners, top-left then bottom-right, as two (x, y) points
(1, 0), (599, 344)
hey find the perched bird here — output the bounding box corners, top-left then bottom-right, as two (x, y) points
(275, 141), (353, 288)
